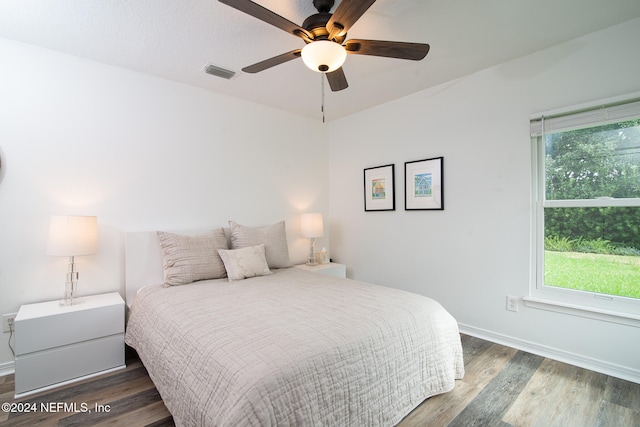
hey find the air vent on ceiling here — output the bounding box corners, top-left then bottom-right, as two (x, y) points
(202, 63), (236, 80)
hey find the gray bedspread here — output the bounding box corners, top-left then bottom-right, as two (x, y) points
(125, 268), (464, 426)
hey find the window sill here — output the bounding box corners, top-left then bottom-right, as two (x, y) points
(523, 297), (640, 328)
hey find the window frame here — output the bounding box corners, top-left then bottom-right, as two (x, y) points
(528, 93), (640, 325)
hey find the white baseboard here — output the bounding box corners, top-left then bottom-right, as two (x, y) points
(0, 360), (15, 378)
(458, 323), (640, 384)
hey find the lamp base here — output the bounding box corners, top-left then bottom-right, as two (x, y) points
(306, 237), (318, 266)
(59, 255), (83, 306)
(59, 297), (84, 307)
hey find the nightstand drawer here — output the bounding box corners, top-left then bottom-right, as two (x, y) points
(15, 333), (124, 395)
(15, 293), (124, 355)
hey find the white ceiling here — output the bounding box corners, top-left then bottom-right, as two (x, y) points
(2, 0), (640, 122)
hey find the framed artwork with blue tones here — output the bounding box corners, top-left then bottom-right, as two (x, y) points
(364, 164), (395, 211)
(405, 157), (444, 210)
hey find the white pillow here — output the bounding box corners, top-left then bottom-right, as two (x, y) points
(218, 244), (272, 281)
(229, 220), (292, 268)
(157, 230), (228, 286)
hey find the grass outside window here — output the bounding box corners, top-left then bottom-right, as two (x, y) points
(544, 250), (640, 299)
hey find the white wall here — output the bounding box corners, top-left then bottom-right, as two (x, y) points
(2, 17), (639, 381)
(328, 18), (640, 381)
(0, 38), (329, 369)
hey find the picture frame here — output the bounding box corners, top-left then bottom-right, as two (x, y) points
(405, 157), (444, 210)
(364, 164), (395, 211)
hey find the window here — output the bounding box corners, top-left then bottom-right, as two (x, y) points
(530, 95), (640, 321)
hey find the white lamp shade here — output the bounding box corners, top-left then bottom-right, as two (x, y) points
(301, 213), (324, 238)
(46, 215), (98, 256)
(301, 40), (347, 73)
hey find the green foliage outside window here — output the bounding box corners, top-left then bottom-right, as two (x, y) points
(544, 119), (640, 251)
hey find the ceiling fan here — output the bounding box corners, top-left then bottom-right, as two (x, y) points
(218, 0), (430, 91)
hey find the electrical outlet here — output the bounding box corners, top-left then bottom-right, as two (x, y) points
(506, 296), (519, 312)
(2, 313), (17, 333)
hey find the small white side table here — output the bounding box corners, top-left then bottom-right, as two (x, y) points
(14, 292), (125, 397)
(294, 262), (346, 278)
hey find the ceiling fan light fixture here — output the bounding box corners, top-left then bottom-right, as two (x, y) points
(301, 40), (346, 73)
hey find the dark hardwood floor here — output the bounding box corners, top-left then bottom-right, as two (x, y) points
(1, 335), (638, 426)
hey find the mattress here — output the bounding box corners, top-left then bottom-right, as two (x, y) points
(125, 267), (464, 426)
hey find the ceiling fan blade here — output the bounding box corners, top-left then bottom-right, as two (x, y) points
(326, 68), (348, 92)
(218, 0), (312, 41)
(242, 50), (302, 73)
(344, 39), (430, 60)
(326, 0), (377, 41)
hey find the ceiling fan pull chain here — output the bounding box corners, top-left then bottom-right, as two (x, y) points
(321, 73), (325, 123)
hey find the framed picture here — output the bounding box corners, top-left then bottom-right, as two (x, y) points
(405, 157), (444, 210)
(364, 164), (395, 211)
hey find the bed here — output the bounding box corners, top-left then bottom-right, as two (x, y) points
(124, 222), (464, 426)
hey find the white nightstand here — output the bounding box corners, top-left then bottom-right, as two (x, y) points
(14, 292), (125, 397)
(294, 262), (346, 278)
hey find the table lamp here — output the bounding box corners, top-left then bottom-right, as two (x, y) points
(46, 215), (98, 306)
(301, 213), (323, 266)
